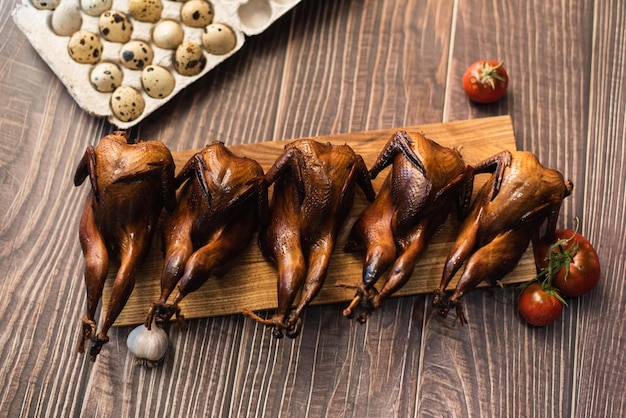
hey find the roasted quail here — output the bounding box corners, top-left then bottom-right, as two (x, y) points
(145, 142), (265, 327)
(74, 131), (176, 361)
(243, 139), (375, 338)
(433, 150), (573, 324)
(339, 131), (473, 322)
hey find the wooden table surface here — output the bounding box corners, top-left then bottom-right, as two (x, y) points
(1, 0), (624, 417)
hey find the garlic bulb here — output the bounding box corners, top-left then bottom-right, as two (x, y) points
(127, 320), (169, 367)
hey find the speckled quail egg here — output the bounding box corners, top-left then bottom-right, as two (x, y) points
(174, 41), (207, 76)
(128, 0), (163, 23)
(90, 62), (124, 93)
(51, 0), (83, 36)
(152, 20), (184, 49)
(99, 10), (133, 43)
(119, 40), (154, 70)
(110, 86), (145, 122)
(141, 65), (175, 98)
(68, 31), (103, 64)
(80, 0), (112, 16)
(180, 0), (214, 28)
(201, 23), (237, 55)
(31, 0), (61, 10)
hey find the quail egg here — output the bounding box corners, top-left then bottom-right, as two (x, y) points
(141, 65), (175, 98)
(201, 23), (237, 55)
(128, 0), (163, 23)
(174, 41), (206, 76)
(68, 31), (103, 64)
(80, 0), (112, 16)
(152, 20), (184, 50)
(119, 40), (154, 70)
(180, 0), (214, 28)
(32, 0), (61, 10)
(99, 10), (133, 43)
(110, 86), (145, 122)
(51, 0), (83, 36)
(90, 62), (124, 93)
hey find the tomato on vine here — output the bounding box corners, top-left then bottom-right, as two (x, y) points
(518, 282), (564, 327)
(534, 229), (600, 297)
(462, 60), (509, 103)
(518, 225), (601, 326)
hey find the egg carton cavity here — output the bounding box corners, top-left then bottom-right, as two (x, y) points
(12, 0), (301, 128)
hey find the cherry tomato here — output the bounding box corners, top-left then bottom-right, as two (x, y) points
(462, 60), (509, 103)
(518, 282), (564, 326)
(534, 229), (601, 297)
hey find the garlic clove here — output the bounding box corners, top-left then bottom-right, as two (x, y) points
(127, 320), (169, 367)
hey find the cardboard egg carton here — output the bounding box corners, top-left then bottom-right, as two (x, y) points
(12, 0), (300, 128)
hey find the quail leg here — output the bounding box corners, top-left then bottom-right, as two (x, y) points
(445, 229), (531, 324)
(168, 213), (257, 322)
(286, 236), (336, 337)
(90, 232), (150, 361)
(146, 229), (193, 328)
(76, 198), (109, 354)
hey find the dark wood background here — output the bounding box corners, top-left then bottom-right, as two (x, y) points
(1, 0), (625, 416)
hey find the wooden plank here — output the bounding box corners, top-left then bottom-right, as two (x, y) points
(102, 115), (535, 326)
(568, 0), (626, 413)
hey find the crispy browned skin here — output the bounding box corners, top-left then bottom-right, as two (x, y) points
(433, 150), (573, 324)
(338, 131), (473, 322)
(243, 139), (375, 338)
(74, 131), (176, 361)
(145, 142), (265, 327)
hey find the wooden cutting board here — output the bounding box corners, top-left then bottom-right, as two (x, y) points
(102, 115), (535, 327)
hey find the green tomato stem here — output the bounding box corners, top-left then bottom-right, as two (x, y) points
(528, 231), (579, 307)
(479, 61), (505, 90)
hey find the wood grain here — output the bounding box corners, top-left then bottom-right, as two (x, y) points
(101, 116), (536, 326)
(568, 0), (626, 414)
